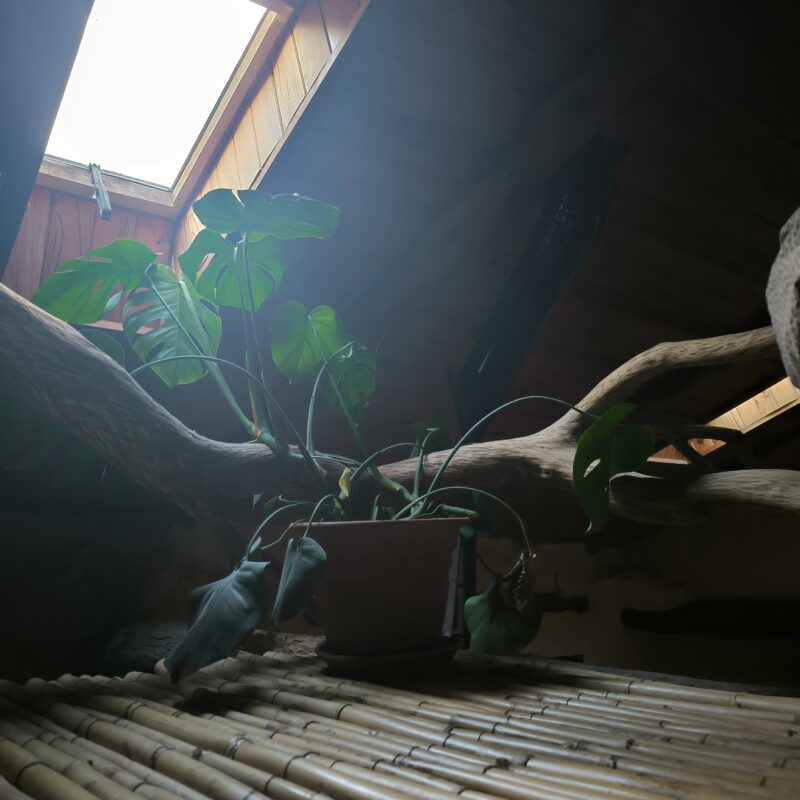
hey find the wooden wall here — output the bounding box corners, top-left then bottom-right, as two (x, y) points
(172, 0), (364, 264)
(3, 186), (174, 324)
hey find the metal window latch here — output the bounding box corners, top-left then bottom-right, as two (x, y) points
(89, 163), (112, 220)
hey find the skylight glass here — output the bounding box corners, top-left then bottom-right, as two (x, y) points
(46, 0), (265, 187)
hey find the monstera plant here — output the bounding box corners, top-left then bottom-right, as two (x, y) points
(32, 188), (655, 679)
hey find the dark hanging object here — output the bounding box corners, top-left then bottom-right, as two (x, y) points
(451, 133), (626, 440)
(89, 162), (112, 220)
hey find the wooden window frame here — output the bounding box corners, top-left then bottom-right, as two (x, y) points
(35, 0), (296, 222)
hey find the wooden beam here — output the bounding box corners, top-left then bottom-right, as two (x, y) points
(37, 157), (176, 219)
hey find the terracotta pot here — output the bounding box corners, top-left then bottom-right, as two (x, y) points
(307, 517), (460, 656)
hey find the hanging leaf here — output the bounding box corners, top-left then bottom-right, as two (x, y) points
(123, 265), (222, 388)
(192, 189), (339, 239)
(464, 578), (540, 654)
(271, 536), (327, 625)
(79, 328), (126, 366)
(165, 560), (271, 681)
(33, 240), (157, 323)
(178, 229), (284, 310)
(323, 345), (376, 423)
(573, 404), (655, 533)
(270, 301), (346, 382)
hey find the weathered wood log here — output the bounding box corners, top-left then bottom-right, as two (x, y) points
(1, 281), (796, 532)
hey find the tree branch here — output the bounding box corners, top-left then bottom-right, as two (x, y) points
(1, 282), (797, 533)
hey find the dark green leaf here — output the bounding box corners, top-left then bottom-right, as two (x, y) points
(32, 240), (157, 323)
(270, 301), (346, 382)
(573, 404), (654, 533)
(179, 229), (284, 310)
(464, 579), (540, 654)
(123, 265), (222, 388)
(271, 537), (327, 625)
(165, 560), (270, 681)
(79, 328), (126, 366)
(192, 189), (339, 239)
(323, 345), (376, 423)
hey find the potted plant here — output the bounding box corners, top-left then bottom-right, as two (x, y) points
(33, 188), (656, 679)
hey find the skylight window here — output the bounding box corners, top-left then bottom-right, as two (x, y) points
(46, 0), (265, 188)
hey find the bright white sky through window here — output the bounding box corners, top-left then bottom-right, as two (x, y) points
(46, 0), (265, 187)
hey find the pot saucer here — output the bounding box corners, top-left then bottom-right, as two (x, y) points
(316, 637), (461, 677)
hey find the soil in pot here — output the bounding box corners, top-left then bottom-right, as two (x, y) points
(308, 517), (461, 657)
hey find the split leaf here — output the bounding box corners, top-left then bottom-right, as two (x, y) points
(123, 265), (221, 388)
(33, 239), (157, 323)
(79, 328), (126, 366)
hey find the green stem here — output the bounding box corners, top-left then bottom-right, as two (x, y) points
(427, 395), (596, 496)
(391, 485), (533, 557)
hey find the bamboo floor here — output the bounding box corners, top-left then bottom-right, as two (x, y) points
(0, 648), (798, 800)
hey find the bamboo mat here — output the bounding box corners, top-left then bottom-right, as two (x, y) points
(0, 650), (798, 800)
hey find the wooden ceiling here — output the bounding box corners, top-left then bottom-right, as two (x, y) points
(258, 1), (797, 442)
(251, 0), (800, 536)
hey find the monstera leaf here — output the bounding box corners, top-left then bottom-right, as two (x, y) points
(192, 189), (339, 239)
(178, 229), (284, 310)
(33, 240), (157, 323)
(271, 536), (327, 625)
(123, 265), (221, 388)
(573, 404), (654, 533)
(270, 301), (346, 382)
(164, 560), (270, 681)
(323, 344), (376, 424)
(79, 328), (126, 366)
(464, 578), (540, 654)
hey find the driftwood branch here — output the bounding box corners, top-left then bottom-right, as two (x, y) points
(0, 281), (796, 532)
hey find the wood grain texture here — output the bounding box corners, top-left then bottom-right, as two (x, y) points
(273, 33), (306, 126)
(293, 0), (331, 90)
(320, 0), (359, 51)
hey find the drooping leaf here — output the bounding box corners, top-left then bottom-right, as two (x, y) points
(33, 240), (157, 323)
(271, 537), (327, 625)
(270, 301), (346, 382)
(464, 578), (540, 654)
(79, 328), (126, 366)
(178, 229), (284, 310)
(323, 345), (376, 423)
(192, 189), (339, 239)
(123, 265), (222, 388)
(165, 560), (270, 681)
(573, 404), (655, 533)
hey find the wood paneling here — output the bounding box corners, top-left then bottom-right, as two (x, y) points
(171, 0), (364, 266)
(3, 187), (175, 328)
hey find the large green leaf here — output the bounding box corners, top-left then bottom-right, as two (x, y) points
(464, 578), (540, 654)
(123, 265), (222, 388)
(192, 189), (339, 239)
(79, 328), (126, 366)
(323, 345), (376, 424)
(270, 301), (346, 382)
(178, 229), (284, 311)
(164, 561), (270, 681)
(33, 240), (157, 323)
(573, 404), (655, 533)
(271, 536), (327, 625)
